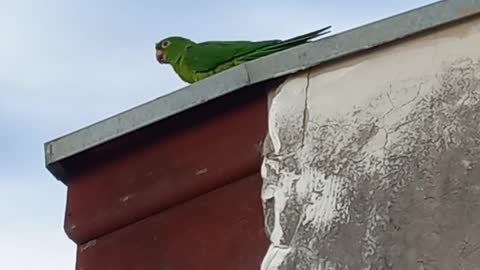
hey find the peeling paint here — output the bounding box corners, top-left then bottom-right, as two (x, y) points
(120, 195), (132, 204)
(261, 245), (292, 270)
(261, 17), (480, 269)
(80, 239), (97, 252)
(195, 168), (208, 175)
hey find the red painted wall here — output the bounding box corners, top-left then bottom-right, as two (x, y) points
(58, 82), (278, 269)
(76, 174), (267, 270)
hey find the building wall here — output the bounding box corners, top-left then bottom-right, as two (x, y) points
(261, 16), (480, 269)
(62, 84), (274, 269)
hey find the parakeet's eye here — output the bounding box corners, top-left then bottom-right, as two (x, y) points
(161, 40), (171, 48)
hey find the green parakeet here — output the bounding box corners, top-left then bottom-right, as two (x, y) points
(155, 26), (331, 83)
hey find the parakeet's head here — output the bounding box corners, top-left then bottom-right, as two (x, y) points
(155, 37), (194, 64)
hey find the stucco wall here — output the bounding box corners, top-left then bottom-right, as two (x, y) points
(261, 17), (480, 270)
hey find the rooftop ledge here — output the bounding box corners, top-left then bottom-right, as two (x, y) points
(44, 0), (480, 181)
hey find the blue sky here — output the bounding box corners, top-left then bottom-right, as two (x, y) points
(1, 0), (436, 268)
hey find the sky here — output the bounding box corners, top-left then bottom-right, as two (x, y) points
(1, 0), (437, 269)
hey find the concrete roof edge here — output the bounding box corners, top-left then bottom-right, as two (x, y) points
(44, 0), (480, 179)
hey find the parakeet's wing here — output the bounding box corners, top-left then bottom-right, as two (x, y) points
(236, 25), (332, 62)
(184, 26), (332, 72)
(184, 40), (280, 72)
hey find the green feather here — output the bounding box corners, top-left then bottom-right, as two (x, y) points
(184, 40), (280, 72)
(156, 26), (331, 83)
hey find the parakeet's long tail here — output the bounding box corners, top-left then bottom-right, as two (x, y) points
(277, 25), (332, 47)
(240, 26), (332, 61)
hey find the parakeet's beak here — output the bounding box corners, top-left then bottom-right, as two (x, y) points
(156, 50), (166, 64)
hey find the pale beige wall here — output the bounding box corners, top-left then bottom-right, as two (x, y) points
(262, 16), (480, 270)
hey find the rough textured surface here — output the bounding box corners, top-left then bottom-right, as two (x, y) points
(261, 17), (480, 269)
